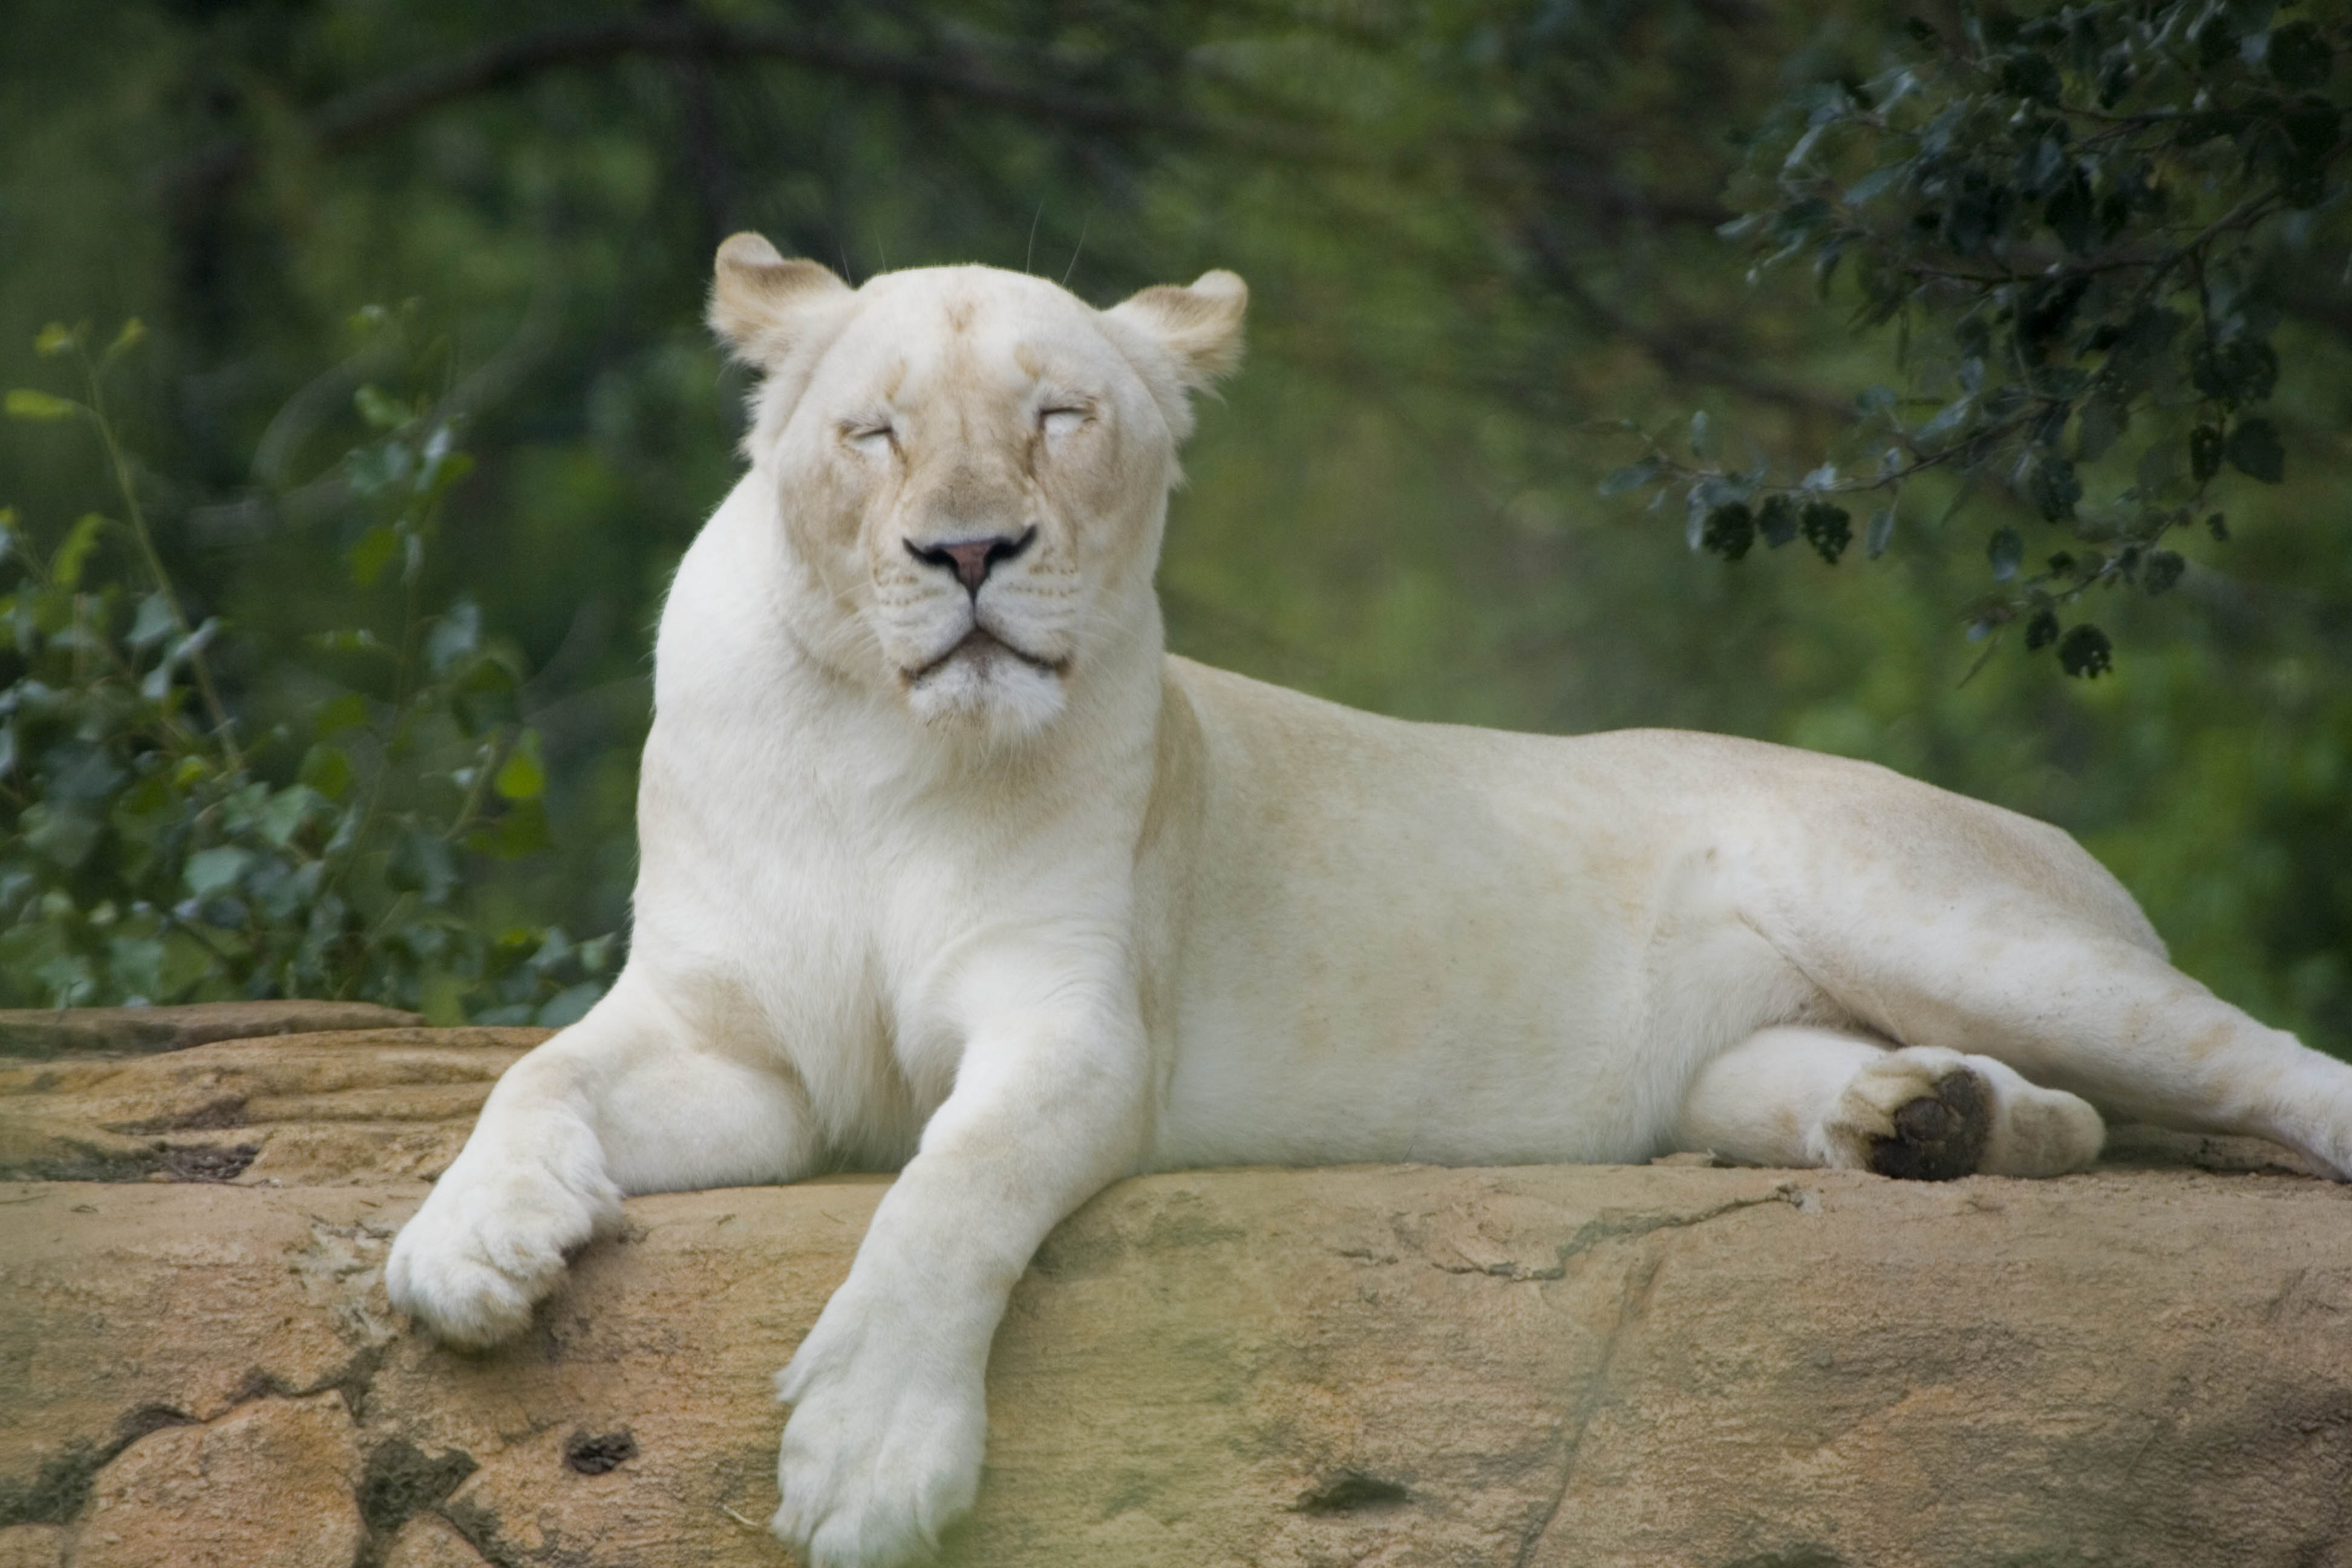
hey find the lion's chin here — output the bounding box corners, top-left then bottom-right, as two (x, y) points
(902, 632), (1069, 743)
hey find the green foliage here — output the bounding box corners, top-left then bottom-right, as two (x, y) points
(4, 0), (2349, 1053)
(0, 321), (611, 1022)
(1609, 0), (2350, 675)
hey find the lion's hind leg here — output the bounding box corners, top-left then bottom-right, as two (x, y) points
(1675, 1026), (2104, 1180)
(1799, 901), (2352, 1178)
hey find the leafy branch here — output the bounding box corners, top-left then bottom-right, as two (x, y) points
(1596, 0), (2350, 676)
(1, 315), (610, 1020)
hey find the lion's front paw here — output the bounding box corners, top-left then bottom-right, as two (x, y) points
(386, 1154), (622, 1349)
(770, 1310), (986, 1568)
(1814, 1045), (1991, 1181)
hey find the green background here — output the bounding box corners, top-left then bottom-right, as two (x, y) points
(3, 0), (2346, 1045)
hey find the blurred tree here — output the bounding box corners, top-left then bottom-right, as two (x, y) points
(0, 0), (2345, 1046)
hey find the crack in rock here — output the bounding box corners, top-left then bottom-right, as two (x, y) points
(0, 1404), (208, 1527)
(0, 1138), (260, 1183)
(102, 1095), (252, 1135)
(1432, 1185), (1803, 1282)
(1511, 1252), (1666, 1568)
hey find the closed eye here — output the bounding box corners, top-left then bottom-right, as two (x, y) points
(1040, 406), (1090, 438)
(840, 418), (895, 456)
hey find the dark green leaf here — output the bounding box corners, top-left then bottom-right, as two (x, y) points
(473, 797), (553, 861)
(299, 744), (354, 802)
(2143, 550), (2186, 595)
(2057, 623), (2113, 678)
(2225, 417), (2285, 483)
(449, 656), (520, 736)
(2278, 97), (2341, 206)
(1996, 50), (2063, 102)
(2025, 609), (2060, 650)
(2045, 174), (2099, 253)
(2076, 396), (2126, 462)
(2191, 15), (2235, 70)
(1700, 502), (1754, 560)
(2192, 340), (2279, 406)
(2027, 458), (2080, 523)
(313, 692), (369, 737)
(2269, 22), (2334, 90)
(1758, 494), (1797, 548)
(2096, 47), (2135, 107)
(2283, 96), (2342, 155)
(388, 828), (459, 901)
(43, 741), (124, 802)
(1800, 501), (1852, 564)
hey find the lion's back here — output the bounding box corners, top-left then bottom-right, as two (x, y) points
(1158, 654), (2161, 965)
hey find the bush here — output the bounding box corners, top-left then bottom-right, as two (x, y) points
(0, 315), (613, 1023)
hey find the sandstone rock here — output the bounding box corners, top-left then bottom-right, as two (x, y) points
(4, 1158), (2352, 1567)
(0, 1001), (423, 1060)
(0, 1526), (64, 1568)
(382, 1511), (494, 1568)
(0, 1027), (546, 1185)
(70, 1392), (363, 1568)
(2, 1019), (2348, 1565)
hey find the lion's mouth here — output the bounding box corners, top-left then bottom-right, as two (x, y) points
(904, 626), (1069, 684)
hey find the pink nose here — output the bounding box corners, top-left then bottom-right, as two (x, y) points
(906, 528), (1036, 594)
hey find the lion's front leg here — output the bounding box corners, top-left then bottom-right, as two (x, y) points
(388, 975), (819, 1348)
(771, 965), (1148, 1568)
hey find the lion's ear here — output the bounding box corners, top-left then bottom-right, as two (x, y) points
(708, 232), (851, 365)
(1106, 270), (1248, 392)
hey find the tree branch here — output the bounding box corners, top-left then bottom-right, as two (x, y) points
(158, 13), (1230, 207)
(1523, 221), (1854, 422)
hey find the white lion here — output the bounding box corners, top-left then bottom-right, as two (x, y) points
(387, 234), (2352, 1567)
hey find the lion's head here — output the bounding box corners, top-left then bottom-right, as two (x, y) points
(708, 234), (1246, 745)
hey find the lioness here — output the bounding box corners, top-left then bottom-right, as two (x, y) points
(388, 234), (2352, 1567)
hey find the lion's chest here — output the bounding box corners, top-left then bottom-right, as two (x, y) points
(635, 708), (1140, 1155)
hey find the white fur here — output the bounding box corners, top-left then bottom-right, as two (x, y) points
(387, 249), (2352, 1567)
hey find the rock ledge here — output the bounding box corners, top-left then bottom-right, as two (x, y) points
(1, 1023), (2349, 1568)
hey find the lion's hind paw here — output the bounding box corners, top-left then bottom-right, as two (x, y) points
(1815, 1046), (1992, 1181)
